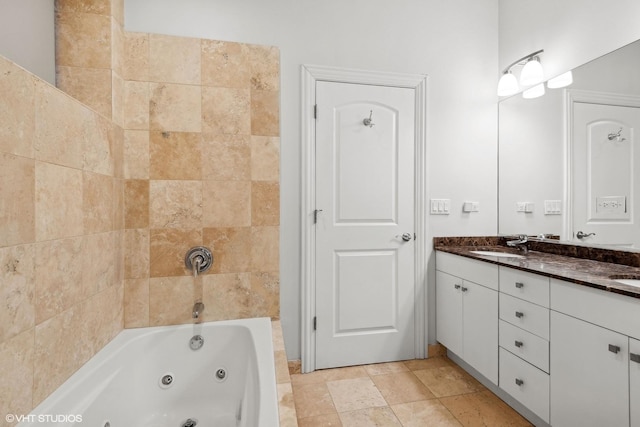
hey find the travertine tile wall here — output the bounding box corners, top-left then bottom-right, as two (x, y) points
(121, 32), (281, 327)
(0, 55), (124, 423)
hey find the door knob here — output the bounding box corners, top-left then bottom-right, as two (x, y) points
(576, 231), (596, 239)
(401, 233), (412, 242)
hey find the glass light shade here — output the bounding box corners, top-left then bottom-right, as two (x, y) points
(520, 58), (544, 86)
(497, 72), (519, 97)
(522, 83), (545, 99)
(547, 71), (573, 88)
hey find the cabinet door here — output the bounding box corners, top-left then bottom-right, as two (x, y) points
(550, 311), (629, 427)
(463, 281), (498, 384)
(436, 271), (462, 356)
(631, 337), (640, 427)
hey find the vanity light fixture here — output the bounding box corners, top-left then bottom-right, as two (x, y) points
(497, 49), (544, 97)
(547, 70), (573, 89)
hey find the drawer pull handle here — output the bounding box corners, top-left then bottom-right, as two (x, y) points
(608, 344), (621, 354)
(515, 282), (524, 289)
(515, 311), (524, 318)
(631, 353), (640, 364)
(515, 378), (524, 386)
(454, 284), (461, 290)
(515, 340), (523, 348)
(461, 286), (468, 292)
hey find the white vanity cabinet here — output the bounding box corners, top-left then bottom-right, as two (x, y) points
(436, 252), (499, 384)
(550, 278), (640, 427)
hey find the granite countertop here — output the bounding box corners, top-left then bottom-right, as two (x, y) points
(434, 237), (640, 299)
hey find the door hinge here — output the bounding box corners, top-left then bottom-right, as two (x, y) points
(313, 316), (317, 331)
(313, 104), (318, 119)
(313, 209), (323, 224)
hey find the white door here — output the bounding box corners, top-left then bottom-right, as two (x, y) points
(572, 102), (640, 247)
(315, 81), (416, 369)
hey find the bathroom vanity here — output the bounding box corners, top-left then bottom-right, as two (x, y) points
(435, 237), (640, 427)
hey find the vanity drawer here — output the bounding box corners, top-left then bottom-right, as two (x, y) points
(436, 251), (499, 290)
(499, 347), (550, 423)
(499, 293), (549, 340)
(499, 267), (549, 307)
(499, 320), (549, 373)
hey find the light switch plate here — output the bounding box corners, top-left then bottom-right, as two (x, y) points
(463, 201), (479, 212)
(430, 199), (450, 215)
(544, 200), (562, 215)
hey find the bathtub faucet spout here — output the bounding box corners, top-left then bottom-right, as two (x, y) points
(192, 301), (204, 319)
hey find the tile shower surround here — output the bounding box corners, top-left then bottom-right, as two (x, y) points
(1, 2), (280, 423)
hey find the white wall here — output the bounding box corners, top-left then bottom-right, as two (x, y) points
(0, 0), (55, 84)
(499, 0), (640, 82)
(125, 0), (500, 359)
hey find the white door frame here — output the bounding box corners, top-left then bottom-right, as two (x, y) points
(563, 89), (640, 241)
(300, 64), (428, 373)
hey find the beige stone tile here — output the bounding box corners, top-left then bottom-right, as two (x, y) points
(202, 133), (251, 181)
(124, 179), (149, 229)
(278, 382), (298, 427)
(55, 0), (111, 15)
(391, 400), (462, 427)
(251, 181), (279, 226)
(34, 81), (87, 169)
(35, 162), (83, 241)
(251, 226), (279, 271)
(202, 181), (251, 227)
(55, 11), (111, 69)
(83, 231), (116, 294)
(298, 413), (342, 427)
(338, 406), (402, 426)
(429, 343), (448, 357)
(292, 382), (337, 419)
(271, 320), (285, 351)
(0, 153), (35, 247)
(439, 390), (533, 427)
(413, 365), (484, 398)
(251, 136), (279, 181)
(83, 113), (116, 176)
(201, 272), (251, 321)
(149, 228), (201, 277)
(80, 283), (123, 358)
(149, 83), (201, 132)
(149, 131), (202, 180)
(112, 124), (125, 180)
(56, 65), (112, 119)
(201, 39), (251, 88)
(123, 81), (149, 130)
(113, 228), (125, 283)
(403, 356), (454, 371)
(203, 227), (252, 274)
(292, 366), (369, 388)
(0, 329), (34, 422)
(289, 360), (302, 375)
(0, 244), (35, 342)
(251, 89), (279, 137)
(113, 178), (125, 230)
(83, 171), (114, 234)
(201, 86), (251, 134)
(34, 237), (83, 324)
(149, 180), (202, 229)
(364, 362), (410, 376)
(111, 0), (124, 24)
(124, 130), (149, 179)
(125, 228), (150, 279)
(248, 43), (280, 91)
(111, 71), (124, 127)
(275, 350), (291, 384)
(250, 271), (279, 318)
(111, 17), (124, 76)
(0, 55), (36, 158)
(149, 276), (200, 326)
(149, 34), (201, 85)
(122, 31), (149, 81)
(33, 306), (87, 405)
(124, 278), (149, 328)
(327, 377), (387, 413)
(370, 371), (435, 405)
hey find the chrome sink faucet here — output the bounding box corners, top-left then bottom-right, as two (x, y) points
(506, 234), (529, 254)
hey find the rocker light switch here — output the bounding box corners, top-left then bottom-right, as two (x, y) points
(430, 199), (450, 215)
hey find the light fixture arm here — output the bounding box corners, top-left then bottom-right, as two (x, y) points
(501, 49), (544, 74)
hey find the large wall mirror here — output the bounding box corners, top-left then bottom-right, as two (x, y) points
(499, 39), (640, 250)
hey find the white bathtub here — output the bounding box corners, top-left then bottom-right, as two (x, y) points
(19, 317), (279, 427)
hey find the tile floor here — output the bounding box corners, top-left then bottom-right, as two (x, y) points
(290, 356), (533, 426)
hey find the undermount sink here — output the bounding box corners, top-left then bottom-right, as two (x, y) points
(610, 276), (640, 288)
(469, 250), (525, 259)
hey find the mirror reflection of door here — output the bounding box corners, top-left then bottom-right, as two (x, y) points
(572, 101), (640, 247)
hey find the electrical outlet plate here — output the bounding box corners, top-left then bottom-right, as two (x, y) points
(462, 201), (479, 212)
